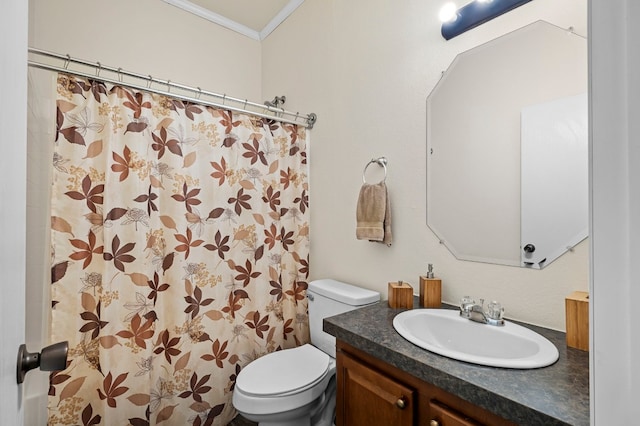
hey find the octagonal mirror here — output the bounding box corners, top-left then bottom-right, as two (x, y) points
(426, 20), (588, 269)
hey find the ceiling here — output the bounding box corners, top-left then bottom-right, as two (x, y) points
(162, 0), (305, 41)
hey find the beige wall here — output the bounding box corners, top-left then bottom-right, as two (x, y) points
(262, 0), (588, 331)
(26, 0), (588, 333)
(29, 0), (262, 100)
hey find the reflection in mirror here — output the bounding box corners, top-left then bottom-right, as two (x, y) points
(426, 21), (587, 269)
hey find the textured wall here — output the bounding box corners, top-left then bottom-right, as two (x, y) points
(29, 0), (262, 101)
(261, 0), (589, 331)
(27, 0), (589, 332)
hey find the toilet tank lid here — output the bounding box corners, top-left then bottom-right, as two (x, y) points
(308, 279), (380, 306)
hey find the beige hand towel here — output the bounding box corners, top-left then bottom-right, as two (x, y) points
(356, 182), (392, 246)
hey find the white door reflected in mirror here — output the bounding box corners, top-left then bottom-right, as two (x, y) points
(521, 93), (588, 269)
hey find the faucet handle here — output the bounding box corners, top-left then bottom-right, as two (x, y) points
(487, 301), (504, 320)
(460, 296), (474, 308)
(459, 296), (475, 316)
(459, 296), (473, 318)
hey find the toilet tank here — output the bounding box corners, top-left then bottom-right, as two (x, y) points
(308, 279), (380, 358)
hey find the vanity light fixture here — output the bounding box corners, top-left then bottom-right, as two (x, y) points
(440, 0), (534, 40)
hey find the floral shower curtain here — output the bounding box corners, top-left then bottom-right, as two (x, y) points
(48, 74), (310, 425)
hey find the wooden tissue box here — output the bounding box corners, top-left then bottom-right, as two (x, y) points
(565, 291), (589, 351)
(388, 281), (413, 309)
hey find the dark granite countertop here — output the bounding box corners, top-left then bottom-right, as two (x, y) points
(324, 299), (589, 426)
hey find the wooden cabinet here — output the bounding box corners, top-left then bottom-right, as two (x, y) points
(428, 399), (483, 426)
(336, 341), (516, 426)
(338, 350), (415, 425)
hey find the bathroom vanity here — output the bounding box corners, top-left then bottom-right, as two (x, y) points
(324, 300), (589, 425)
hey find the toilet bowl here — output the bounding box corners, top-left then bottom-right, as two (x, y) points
(232, 279), (380, 426)
(233, 344), (336, 426)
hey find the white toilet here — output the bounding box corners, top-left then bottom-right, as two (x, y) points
(232, 278), (380, 426)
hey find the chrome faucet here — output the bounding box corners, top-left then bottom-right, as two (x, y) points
(459, 297), (505, 326)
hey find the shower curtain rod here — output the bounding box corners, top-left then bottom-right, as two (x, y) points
(27, 47), (317, 129)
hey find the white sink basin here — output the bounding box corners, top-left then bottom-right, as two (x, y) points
(393, 309), (559, 369)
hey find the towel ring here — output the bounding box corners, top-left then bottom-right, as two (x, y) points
(362, 157), (388, 184)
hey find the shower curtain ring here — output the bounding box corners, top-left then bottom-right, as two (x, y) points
(243, 99), (248, 109)
(64, 54), (70, 69)
(222, 94), (226, 105)
(166, 80), (171, 93)
(95, 62), (101, 76)
(117, 68), (123, 82)
(147, 75), (153, 89)
(196, 87), (202, 99)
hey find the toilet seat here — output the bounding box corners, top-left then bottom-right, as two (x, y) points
(236, 344), (331, 397)
(232, 344), (336, 417)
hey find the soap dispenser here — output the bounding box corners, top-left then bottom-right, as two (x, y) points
(419, 264), (442, 308)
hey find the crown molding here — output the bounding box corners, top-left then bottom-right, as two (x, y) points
(162, 0), (305, 41)
(259, 0), (305, 40)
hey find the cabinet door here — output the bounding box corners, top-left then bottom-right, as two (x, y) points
(428, 399), (483, 426)
(337, 351), (414, 426)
